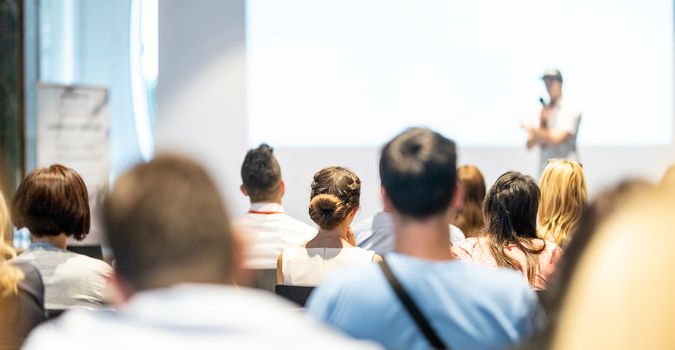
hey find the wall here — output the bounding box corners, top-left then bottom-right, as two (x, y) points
(157, 0), (675, 225)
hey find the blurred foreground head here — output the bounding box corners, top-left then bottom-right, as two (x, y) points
(552, 187), (675, 349)
(103, 155), (237, 293)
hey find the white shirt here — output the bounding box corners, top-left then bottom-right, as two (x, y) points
(281, 247), (375, 286)
(352, 211), (465, 255)
(233, 203), (316, 269)
(22, 284), (382, 350)
(536, 96), (582, 174)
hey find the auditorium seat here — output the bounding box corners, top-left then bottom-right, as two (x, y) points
(275, 285), (315, 307)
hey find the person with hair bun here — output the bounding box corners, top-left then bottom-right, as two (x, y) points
(277, 167), (381, 286)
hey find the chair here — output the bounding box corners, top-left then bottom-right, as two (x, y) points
(45, 309), (66, 320)
(275, 285), (315, 307)
(249, 269), (277, 293)
(67, 244), (104, 260)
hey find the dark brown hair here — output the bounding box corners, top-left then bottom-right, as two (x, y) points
(484, 171), (545, 285)
(241, 144), (282, 201)
(103, 154), (235, 292)
(12, 164), (90, 240)
(379, 128), (457, 218)
(455, 165), (486, 237)
(309, 167), (360, 230)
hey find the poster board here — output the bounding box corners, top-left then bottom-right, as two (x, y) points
(36, 84), (110, 245)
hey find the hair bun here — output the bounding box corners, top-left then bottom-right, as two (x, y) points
(308, 194), (346, 230)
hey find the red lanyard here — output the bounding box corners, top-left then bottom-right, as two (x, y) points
(248, 210), (284, 215)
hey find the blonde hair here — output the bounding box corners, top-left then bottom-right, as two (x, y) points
(660, 164), (675, 188)
(538, 160), (587, 247)
(0, 191), (23, 297)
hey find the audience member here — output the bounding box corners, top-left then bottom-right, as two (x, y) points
(660, 164), (675, 188)
(537, 159), (587, 247)
(308, 128), (541, 350)
(550, 186), (675, 349)
(352, 206), (465, 256)
(0, 191), (45, 350)
(22, 155), (381, 350)
(453, 164), (486, 238)
(278, 167), (381, 286)
(453, 171), (562, 290)
(233, 144), (315, 291)
(523, 179), (652, 349)
(353, 180), (466, 255)
(11, 165), (112, 310)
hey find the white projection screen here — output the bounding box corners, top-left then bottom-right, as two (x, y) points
(246, 0), (673, 148)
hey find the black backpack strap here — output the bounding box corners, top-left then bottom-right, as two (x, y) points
(379, 260), (449, 350)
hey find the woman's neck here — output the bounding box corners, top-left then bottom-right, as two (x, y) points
(32, 233), (68, 249)
(305, 227), (352, 249)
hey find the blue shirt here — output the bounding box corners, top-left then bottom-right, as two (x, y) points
(307, 253), (541, 350)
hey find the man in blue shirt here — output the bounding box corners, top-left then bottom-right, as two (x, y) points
(307, 128), (541, 350)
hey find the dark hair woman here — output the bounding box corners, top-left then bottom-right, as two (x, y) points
(452, 171), (562, 290)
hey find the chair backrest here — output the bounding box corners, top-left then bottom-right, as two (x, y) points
(275, 285), (315, 307)
(249, 269), (277, 292)
(45, 309), (66, 320)
(67, 244), (104, 260)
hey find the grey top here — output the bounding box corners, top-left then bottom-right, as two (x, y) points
(14, 242), (112, 310)
(353, 211), (465, 255)
(0, 261), (45, 350)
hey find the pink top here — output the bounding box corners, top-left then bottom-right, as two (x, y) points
(451, 237), (562, 290)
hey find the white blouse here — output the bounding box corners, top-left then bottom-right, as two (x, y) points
(281, 247), (375, 286)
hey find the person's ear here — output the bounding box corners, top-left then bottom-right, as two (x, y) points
(240, 185), (249, 197)
(447, 182), (464, 221)
(381, 187), (394, 211)
(278, 179), (285, 197)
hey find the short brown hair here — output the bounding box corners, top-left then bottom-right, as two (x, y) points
(309, 167), (360, 230)
(12, 164), (90, 240)
(103, 154), (235, 292)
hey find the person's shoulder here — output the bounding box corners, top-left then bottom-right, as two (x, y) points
(279, 213), (316, 232)
(12, 249), (36, 262)
(11, 259), (40, 277)
(11, 260), (44, 293)
(350, 246), (376, 256)
(66, 253), (113, 275)
(231, 214), (253, 228)
(452, 236), (480, 253)
(531, 238), (561, 254)
(309, 263), (384, 304)
(351, 214), (376, 231)
(446, 256), (528, 290)
(21, 309), (116, 349)
(209, 287), (384, 350)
